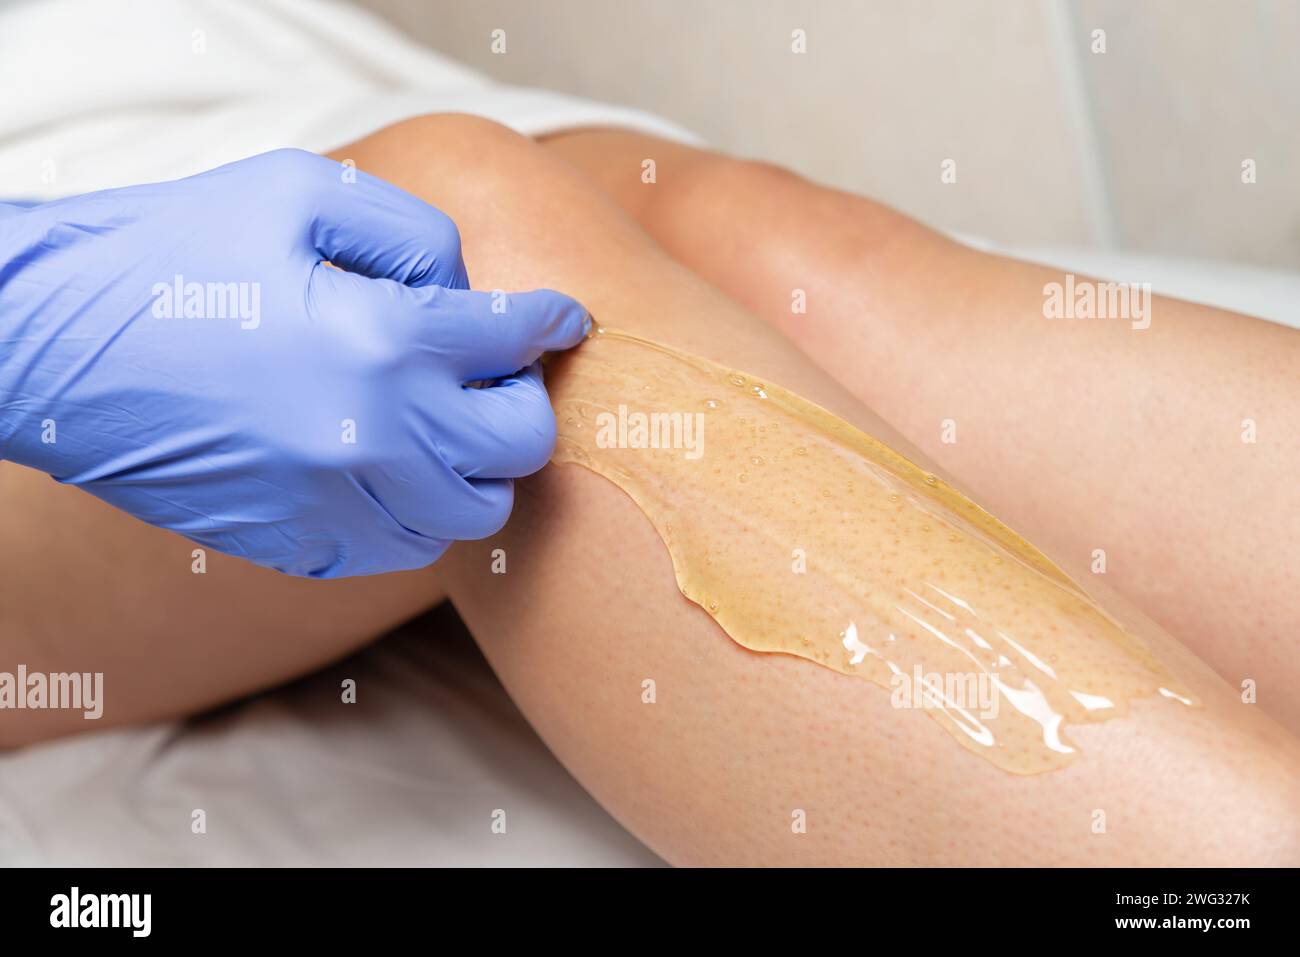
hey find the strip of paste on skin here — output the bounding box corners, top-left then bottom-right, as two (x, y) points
(546, 327), (1196, 774)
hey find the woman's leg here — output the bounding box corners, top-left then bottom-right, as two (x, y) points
(544, 129), (1300, 732)
(333, 115), (1299, 866)
(5, 113), (1296, 864)
(0, 461), (449, 745)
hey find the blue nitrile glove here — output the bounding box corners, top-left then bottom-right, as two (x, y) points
(0, 149), (590, 577)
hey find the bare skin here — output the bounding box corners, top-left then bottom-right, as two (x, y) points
(544, 128), (1300, 733)
(1, 115), (1297, 865)
(0, 462), (447, 743)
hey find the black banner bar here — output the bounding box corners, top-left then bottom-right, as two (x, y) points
(0, 866), (1285, 943)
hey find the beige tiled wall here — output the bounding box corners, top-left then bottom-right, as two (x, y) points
(359, 0), (1299, 269)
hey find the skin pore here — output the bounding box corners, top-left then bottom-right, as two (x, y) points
(1, 114), (1296, 864)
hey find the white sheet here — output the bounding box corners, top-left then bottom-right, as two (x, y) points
(0, 0), (700, 201)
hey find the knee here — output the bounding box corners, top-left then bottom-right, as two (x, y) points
(389, 112), (530, 148)
(641, 151), (805, 235)
(359, 113), (539, 176)
(675, 153), (802, 202)
(543, 128), (805, 227)
(342, 112), (574, 213)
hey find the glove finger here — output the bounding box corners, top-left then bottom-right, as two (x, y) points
(417, 286), (590, 382)
(439, 362), (559, 479)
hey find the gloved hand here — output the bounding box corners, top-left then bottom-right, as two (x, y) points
(0, 149), (590, 577)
